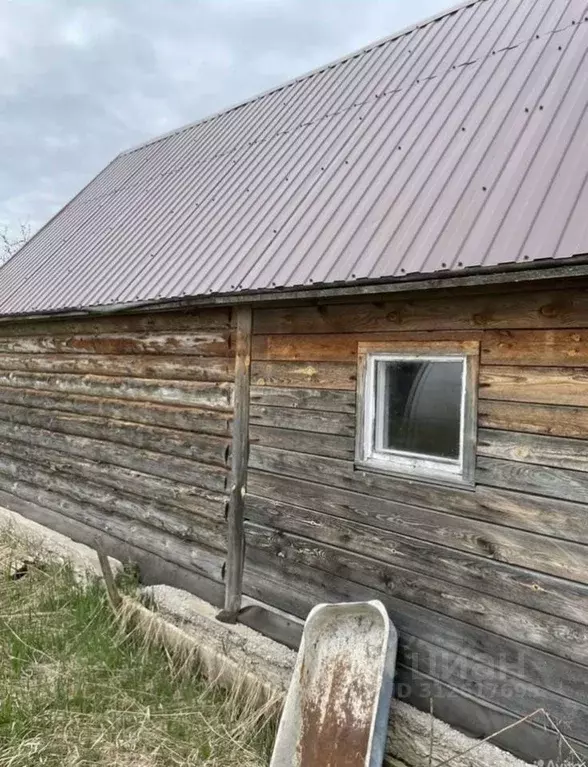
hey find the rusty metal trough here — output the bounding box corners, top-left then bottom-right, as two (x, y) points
(270, 600), (397, 767)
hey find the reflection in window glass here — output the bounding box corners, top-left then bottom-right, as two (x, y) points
(374, 359), (463, 461)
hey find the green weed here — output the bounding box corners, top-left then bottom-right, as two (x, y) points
(0, 536), (273, 766)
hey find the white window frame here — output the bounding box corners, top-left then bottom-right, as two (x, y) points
(355, 341), (479, 486)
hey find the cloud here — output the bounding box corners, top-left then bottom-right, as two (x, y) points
(0, 0), (447, 237)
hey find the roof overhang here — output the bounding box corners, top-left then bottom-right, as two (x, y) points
(1, 256), (587, 325)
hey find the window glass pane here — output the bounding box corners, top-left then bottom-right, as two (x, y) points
(374, 359), (463, 461)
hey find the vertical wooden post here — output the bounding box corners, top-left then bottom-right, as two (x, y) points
(217, 306), (252, 623)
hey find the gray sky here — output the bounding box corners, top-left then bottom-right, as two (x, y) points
(0, 0), (448, 238)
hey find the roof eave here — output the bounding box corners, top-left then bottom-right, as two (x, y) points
(1, 256), (587, 325)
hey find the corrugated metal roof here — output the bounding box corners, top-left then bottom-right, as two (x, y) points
(2, 0), (588, 316)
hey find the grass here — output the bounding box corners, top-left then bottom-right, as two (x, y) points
(0, 534), (275, 766)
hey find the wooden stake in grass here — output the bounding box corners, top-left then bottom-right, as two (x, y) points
(96, 547), (121, 610)
(0, 532), (273, 766)
(95, 543), (280, 712)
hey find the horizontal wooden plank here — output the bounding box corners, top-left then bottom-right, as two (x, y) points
(481, 329), (588, 366)
(0, 370), (233, 410)
(253, 289), (588, 334)
(398, 627), (588, 718)
(251, 360), (356, 390)
(249, 426), (354, 460)
(480, 365), (588, 406)
(0, 308), (231, 337)
(245, 492), (588, 621)
(252, 333), (359, 362)
(359, 338), (479, 357)
(401, 635), (588, 743)
(394, 665), (588, 763)
(0, 385), (231, 435)
(248, 446), (588, 544)
(250, 385), (356, 412)
(0, 489), (226, 606)
(245, 524), (588, 665)
(241, 562), (588, 757)
(479, 428), (588, 473)
(247, 466), (588, 582)
(0, 477), (224, 581)
(0, 353), (234, 382)
(0, 454), (226, 549)
(249, 404), (354, 436)
(0, 331), (231, 357)
(0, 438), (225, 516)
(250, 366), (588, 414)
(251, 332), (482, 362)
(0, 420), (228, 493)
(478, 400), (588, 439)
(243, 557), (588, 705)
(477, 456), (588, 505)
(243, 563), (588, 760)
(0, 402), (231, 467)
(253, 328), (588, 378)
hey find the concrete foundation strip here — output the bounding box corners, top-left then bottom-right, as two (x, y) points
(0, 505), (530, 767)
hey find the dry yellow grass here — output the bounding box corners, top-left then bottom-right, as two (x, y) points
(0, 532), (275, 766)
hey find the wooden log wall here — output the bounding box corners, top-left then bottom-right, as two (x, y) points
(243, 284), (588, 764)
(0, 308), (235, 604)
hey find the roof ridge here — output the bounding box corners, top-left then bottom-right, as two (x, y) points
(117, 0), (486, 159)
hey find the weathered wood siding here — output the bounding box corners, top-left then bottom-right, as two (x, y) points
(244, 285), (588, 763)
(0, 309), (234, 603)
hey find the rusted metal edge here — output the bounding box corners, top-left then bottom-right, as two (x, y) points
(270, 600), (397, 767)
